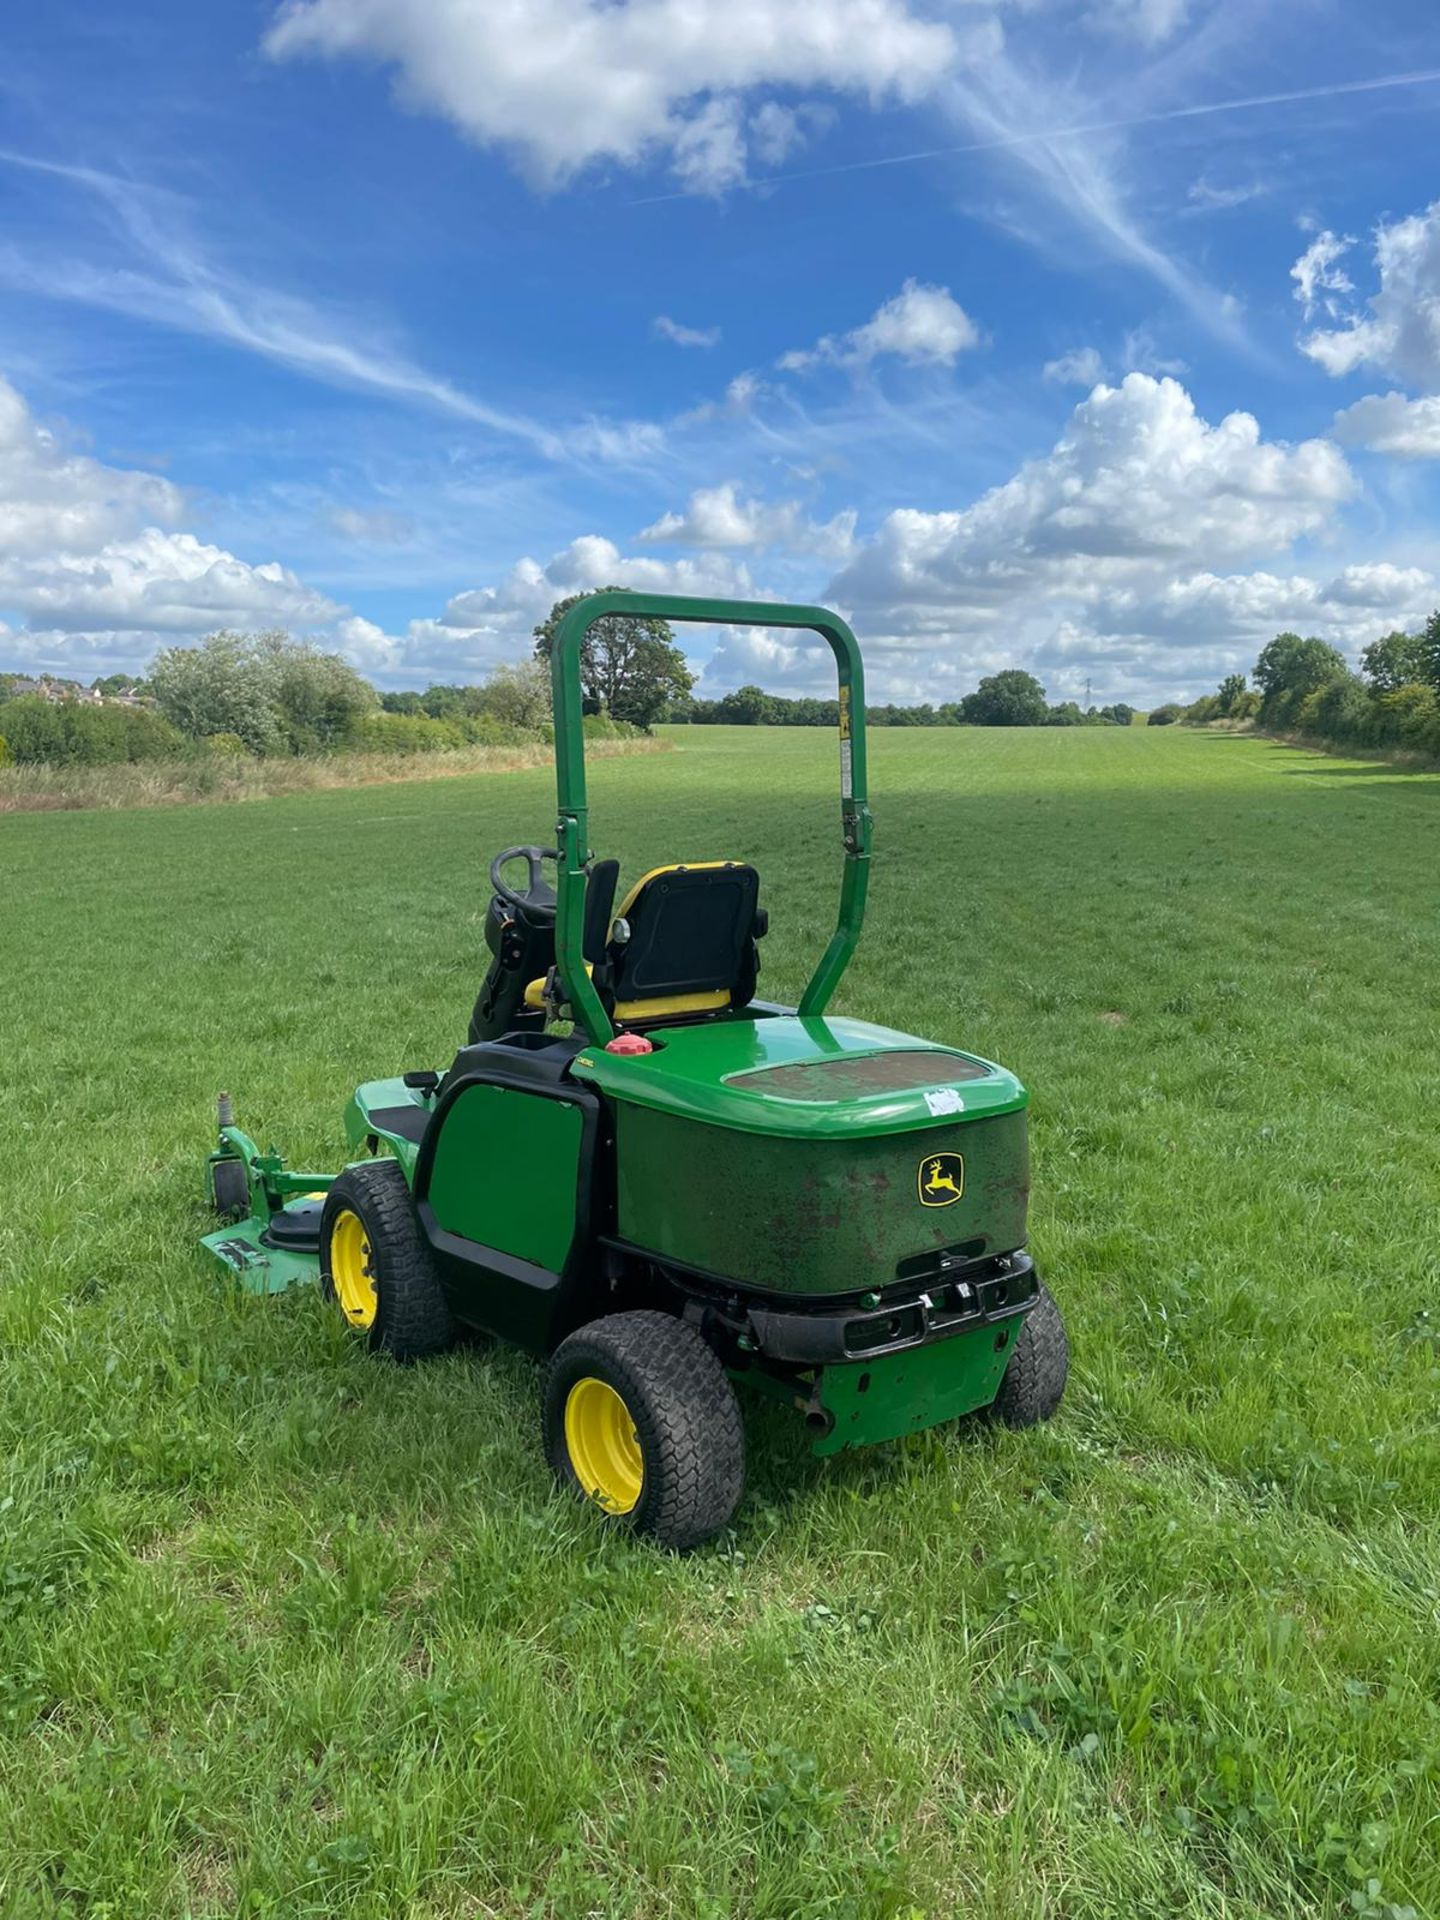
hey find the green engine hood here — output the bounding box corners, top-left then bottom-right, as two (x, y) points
(569, 1014), (1026, 1140)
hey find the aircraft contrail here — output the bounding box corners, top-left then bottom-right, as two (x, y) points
(631, 66), (1440, 205)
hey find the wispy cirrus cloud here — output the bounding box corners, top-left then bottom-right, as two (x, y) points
(0, 147), (661, 467)
(653, 314), (721, 349)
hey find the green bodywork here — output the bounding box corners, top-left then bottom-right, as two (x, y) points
(570, 1013), (1026, 1139)
(808, 1318), (1015, 1454)
(615, 1099), (1028, 1295)
(426, 1082), (583, 1270)
(201, 591), (1041, 1459)
(343, 1077), (433, 1180)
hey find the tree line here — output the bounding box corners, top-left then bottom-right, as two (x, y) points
(16, 585), (1431, 774)
(671, 674), (1135, 729)
(1158, 611), (1440, 757)
(0, 592), (1140, 770)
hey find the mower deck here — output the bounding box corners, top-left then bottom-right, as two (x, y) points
(201, 1196), (323, 1296)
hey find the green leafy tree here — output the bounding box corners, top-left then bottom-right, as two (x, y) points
(1216, 673), (1248, 715)
(1101, 702), (1136, 726)
(1147, 703), (1186, 726)
(1308, 672), (1374, 743)
(1375, 681), (1437, 746)
(1416, 608), (1440, 694)
(716, 685), (776, 725)
(150, 630), (374, 754)
(533, 590), (694, 731)
(419, 683), (488, 721)
(478, 659), (552, 733)
(1253, 632), (1347, 701)
(259, 633), (376, 751)
(960, 670), (1049, 727)
(149, 631), (284, 755)
(1360, 630), (1426, 693)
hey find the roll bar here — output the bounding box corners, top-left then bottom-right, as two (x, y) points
(548, 591), (872, 1045)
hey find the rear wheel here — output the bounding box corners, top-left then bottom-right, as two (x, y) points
(319, 1161), (457, 1362)
(988, 1287), (1068, 1428)
(544, 1311), (745, 1552)
(210, 1157), (250, 1219)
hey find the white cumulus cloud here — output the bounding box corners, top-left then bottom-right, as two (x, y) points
(263, 0), (955, 194)
(819, 373), (1372, 703)
(0, 373), (343, 675)
(831, 374), (1353, 630)
(1298, 201), (1440, 386)
(0, 376), (184, 558)
(639, 484), (855, 558)
(1331, 392), (1440, 459)
(780, 280), (980, 373)
(0, 528), (340, 635)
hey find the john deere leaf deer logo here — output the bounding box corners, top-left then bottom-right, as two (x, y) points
(918, 1152), (965, 1207)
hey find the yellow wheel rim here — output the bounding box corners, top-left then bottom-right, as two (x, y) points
(330, 1209), (377, 1330)
(564, 1377), (643, 1515)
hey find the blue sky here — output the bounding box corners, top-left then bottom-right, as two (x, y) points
(1, 0), (1438, 706)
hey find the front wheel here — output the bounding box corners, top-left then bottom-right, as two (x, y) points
(319, 1160), (457, 1362)
(988, 1286), (1068, 1428)
(544, 1311), (745, 1552)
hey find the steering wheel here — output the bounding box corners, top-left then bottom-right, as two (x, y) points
(489, 844), (559, 917)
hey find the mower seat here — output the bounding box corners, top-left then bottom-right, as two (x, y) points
(526, 861), (764, 1026)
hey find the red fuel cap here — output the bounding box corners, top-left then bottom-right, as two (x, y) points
(605, 1032), (654, 1055)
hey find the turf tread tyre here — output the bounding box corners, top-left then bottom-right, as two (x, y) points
(544, 1311), (745, 1552)
(320, 1160), (457, 1363)
(990, 1286), (1068, 1429)
(210, 1158), (249, 1219)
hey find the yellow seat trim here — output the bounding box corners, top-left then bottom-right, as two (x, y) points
(526, 862), (744, 1024)
(523, 965), (729, 1022)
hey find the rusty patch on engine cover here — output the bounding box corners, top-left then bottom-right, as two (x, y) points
(726, 1050), (990, 1102)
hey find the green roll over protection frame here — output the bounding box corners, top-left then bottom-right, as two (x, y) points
(548, 592), (874, 1044)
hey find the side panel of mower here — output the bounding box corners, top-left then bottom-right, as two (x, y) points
(412, 1043), (603, 1354)
(613, 1103), (1030, 1295)
(425, 1083), (583, 1270)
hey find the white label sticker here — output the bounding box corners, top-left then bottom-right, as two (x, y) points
(840, 738), (853, 798)
(924, 1087), (964, 1117)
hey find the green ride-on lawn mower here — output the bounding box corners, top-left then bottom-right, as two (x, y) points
(202, 592), (1068, 1549)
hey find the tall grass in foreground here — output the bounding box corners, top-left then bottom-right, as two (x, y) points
(0, 733), (666, 814)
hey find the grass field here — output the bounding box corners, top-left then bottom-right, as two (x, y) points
(2, 725), (1438, 1919)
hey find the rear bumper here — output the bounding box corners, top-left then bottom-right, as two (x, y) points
(744, 1250), (1038, 1367)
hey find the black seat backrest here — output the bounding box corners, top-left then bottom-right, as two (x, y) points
(608, 863), (761, 1015)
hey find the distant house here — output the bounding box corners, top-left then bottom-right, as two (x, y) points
(2, 676), (111, 704)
